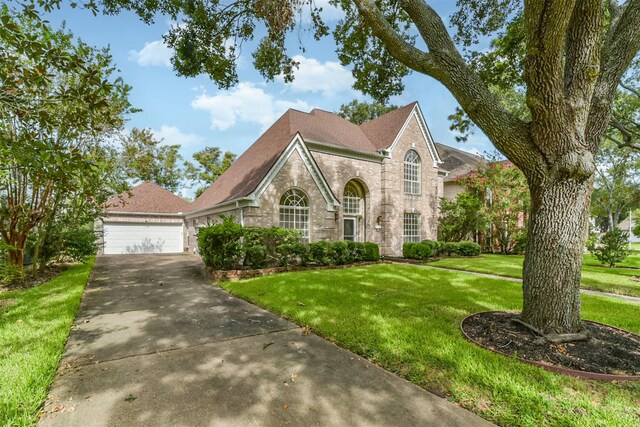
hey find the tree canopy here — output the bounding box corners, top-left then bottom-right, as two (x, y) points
(336, 100), (398, 124)
(0, 4), (133, 272)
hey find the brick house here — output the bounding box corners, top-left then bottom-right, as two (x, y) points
(99, 102), (468, 256)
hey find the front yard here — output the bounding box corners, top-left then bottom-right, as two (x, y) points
(0, 259), (94, 426)
(429, 249), (640, 297)
(221, 264), (640, 427)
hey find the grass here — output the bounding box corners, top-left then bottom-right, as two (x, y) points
(221, 264), (640, 427)
(0, 258), (94, 427)
(429, 250), (640, 297)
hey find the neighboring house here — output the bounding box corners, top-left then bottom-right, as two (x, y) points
(435, 143), (484, 200)
(618, 216), (640, 243)
(97, 181), (190, 255)
(99, 102), (475, 256)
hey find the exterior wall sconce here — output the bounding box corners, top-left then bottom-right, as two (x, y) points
(375, 215), (382, 231)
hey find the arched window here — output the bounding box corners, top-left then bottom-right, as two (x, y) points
(404, 150), (421, 194)
(343, 182), (362, 216)
(279, 189), (310, 242)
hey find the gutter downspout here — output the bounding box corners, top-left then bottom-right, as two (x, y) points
(237, 201), (245, 226)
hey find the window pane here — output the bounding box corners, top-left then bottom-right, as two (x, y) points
(403, 213), (421, 243)
(404, 150), (421, 195)
(279, 189), (310, 242)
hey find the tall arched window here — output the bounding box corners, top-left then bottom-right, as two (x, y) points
(343, 182), (362, 216)
(404, 150), (421, 194)
(279, 189), (310, 242)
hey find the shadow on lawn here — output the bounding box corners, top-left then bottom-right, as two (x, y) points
(39, 256), (474, 427)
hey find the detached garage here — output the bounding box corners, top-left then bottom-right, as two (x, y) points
(98, 181), (189, 255)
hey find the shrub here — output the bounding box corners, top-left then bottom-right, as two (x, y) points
(346, 241), (366, 262)
(332, 241), (353, 265)
(403, 242), (417, 259)
(244, 226), (301, 265)
(309, 241), (335, 266)
(244, 245), (268, 269)
(64, 228), (97, 262)
(442, 242), (460, 256)
(589, 230), (630, 267)
(363, 242), (381, 261)
(633, 223), (640, 238)
(457, 241), (482, 256)
(198, 216), (244, 270)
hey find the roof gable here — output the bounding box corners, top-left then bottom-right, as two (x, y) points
(359, 102), (416, 150)
(104, 181), (190, 213)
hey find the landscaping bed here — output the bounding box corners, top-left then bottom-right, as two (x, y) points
(209, 261), (381, 281)
(461, 311), (640, 379)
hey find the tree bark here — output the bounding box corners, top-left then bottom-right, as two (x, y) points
(521, 176), (594, 334)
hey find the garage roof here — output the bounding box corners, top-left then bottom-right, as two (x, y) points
(104, 181), (190, 214)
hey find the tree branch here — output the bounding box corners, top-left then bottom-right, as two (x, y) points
(353, 0), (544, 177)
(587, 0), (640, 151)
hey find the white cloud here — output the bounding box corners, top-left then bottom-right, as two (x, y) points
(128, 40), (172, 67)
(281, 55), (354, 97)
(151, 125), (204, 147)
(191, 83), (310, 131)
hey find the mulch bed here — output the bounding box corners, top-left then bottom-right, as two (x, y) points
(462, 311), (640, 378)
(0, 264), (68, 294)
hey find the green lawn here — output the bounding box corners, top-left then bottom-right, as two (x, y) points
(221, 264), (640, 427)
(0, 259), (94, 427)
(430, 251), (640, 297)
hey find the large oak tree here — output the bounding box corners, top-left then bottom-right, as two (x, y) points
(51, 0), (640, 338)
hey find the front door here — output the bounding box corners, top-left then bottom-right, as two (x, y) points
(343, 218), (357, 241)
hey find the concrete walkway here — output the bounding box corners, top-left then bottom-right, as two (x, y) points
(40, 255), (492, 427)
(417, 264), (640, 304)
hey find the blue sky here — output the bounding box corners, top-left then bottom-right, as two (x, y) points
(41, 1), (493, 173)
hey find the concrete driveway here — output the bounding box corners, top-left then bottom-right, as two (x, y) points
(39, 255), (492, 427)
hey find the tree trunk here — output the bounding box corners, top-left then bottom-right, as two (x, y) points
(7, 248), (24, 274)
(522, 177), (594, 335)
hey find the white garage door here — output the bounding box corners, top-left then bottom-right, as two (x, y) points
(103, 222), (184, 255)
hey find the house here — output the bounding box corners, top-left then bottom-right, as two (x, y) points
(618, 216), (640, 243)
(97, 181), (189, 255)
(98, 102), (475, 256)
(435, 143), (484, 200)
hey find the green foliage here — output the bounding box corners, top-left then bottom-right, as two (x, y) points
(457, 241), (482, 257)
(362, 242), (381, 261)
(64, 228), (98, 262)
(589, 230), (631, 268)
(198, 216), (244, 270)
(199, 220), (379, 270)
(0, 6), (132, 273)
(0, 258), (94, 426)
(335, 100), (398, 124)
(185, 147), (236, 198)
(442, 242), (460, 256)
(438, 192), (487, 243)
(244, 245), (268, 269)
(118, 128), (186, 193)
(633, 223), (640, 238)
(309, 241), (336, 266)
(590, 140), (640, 232)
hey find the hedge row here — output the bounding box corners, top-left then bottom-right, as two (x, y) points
(198, 216), (380, 271)
(403, 240), (481, 260)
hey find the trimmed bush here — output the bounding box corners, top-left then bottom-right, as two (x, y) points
(457, 241), (482, 256)
(198, 216), (244, 270)
(198, 219), (381, 270)
(442, 242), (460, 256)
(403, 242), (417, 259)
(309, 241), (335, 266)
(363, 242), (381, 261)
(244, 245), (268, 269)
